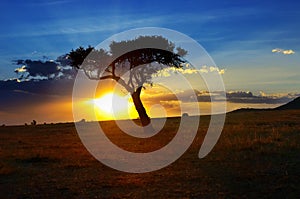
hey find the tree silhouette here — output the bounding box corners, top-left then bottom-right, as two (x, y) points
(68, 36), (187, 127)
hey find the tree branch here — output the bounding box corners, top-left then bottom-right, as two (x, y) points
(99, 75), (133, 93)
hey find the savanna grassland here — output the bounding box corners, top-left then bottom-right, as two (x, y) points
(0, 110), (300, 198)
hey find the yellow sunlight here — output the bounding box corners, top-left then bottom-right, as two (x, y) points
(92, 92), (138, 120)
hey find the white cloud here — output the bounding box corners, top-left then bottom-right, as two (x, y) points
(282, 49), (295, 55)
(258, 91), (299, 99)
(154, 65), (225, 77)
(272, 48), (295, 55)
(160, 100), (181, 107)
(209, 66), (225, 74)
(218, 69), (225, 75)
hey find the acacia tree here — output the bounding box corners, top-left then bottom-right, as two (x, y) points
(68, 36), (187, 127)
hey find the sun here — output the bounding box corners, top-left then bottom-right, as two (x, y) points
(92, 92), (136, 120)
(93, 93), (114, 113)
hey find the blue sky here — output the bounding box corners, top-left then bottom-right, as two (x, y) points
(0, 0), (299, 93)
(0, 0), (300, 124)
(1, 0), (300, 91)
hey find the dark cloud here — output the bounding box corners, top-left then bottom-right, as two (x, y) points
(144, 89), (300, 105)
(0, 78), (74, 113)
(195, 90), (299, 104)
(56, 54), (72, 67)
(13, 55), (76, 81)
(0, 78), (74, 96)
(227, 91), (253, 98)
(226, 91), (300, 104)
(14, 59), (60, 78)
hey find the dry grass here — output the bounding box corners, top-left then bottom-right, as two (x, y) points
(0, 110), (299, 198)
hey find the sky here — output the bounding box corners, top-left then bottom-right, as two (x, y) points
(0, 0), (300, 125)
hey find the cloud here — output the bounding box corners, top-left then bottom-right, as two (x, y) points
(0, 78), (74, 97)
(0, 77), (72, 125)
(143, 87), (300, 106)
(154, 65), (225, 77)
(13, 57), (76, 81)
(0, 78), (75, 122)
(272, 48), (295, 55)
(160, 100), (181, 109)
(226, 90), (300, 104)
(13, 59), (60, 79)
(209, 66), (225, 74)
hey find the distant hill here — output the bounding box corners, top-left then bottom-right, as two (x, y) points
(275, 96), (300, 110)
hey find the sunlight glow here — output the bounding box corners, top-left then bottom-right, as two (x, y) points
(92, 92), (136, 120)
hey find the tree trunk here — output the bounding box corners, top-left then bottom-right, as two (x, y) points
(131, 86), (151, 127)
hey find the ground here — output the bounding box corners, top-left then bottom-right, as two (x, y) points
(0, 110), (300, 198)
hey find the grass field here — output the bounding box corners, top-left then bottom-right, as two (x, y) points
(1, 110), (300, 198)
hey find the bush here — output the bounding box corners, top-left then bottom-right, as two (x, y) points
(182, 113), (189, 117)
(31, 120), (37, 126)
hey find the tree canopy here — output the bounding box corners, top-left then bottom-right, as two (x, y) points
(68, 36), (187, 92)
